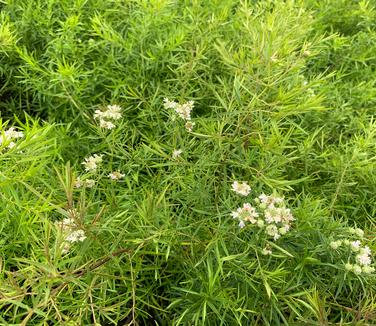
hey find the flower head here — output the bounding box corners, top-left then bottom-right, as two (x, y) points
(55, 216), (86, 253)
(74, 177), (95, 188)
(350, 240), (361, 252)
(262, 247), (272, 255)
(163, 98), (179, 110)
(265, 224), (280, 241)
(66, 229), (87, 243)
(0, 127), (24, 149)
(175, 101), (194, 121)
(105, 104), (122, 120)
(172, 149), (183, 159)
(164, 98), (194, 121)
(258, 193), (284, 208)
(352, 265), (362, 275)
(108, 171), (125, 180)
(356, 253), (371, 266)
(231, 181), (251, 196)
(82, 154), (103, 172)
(99, 119), (115, 130)
(231, 203), (258, 227)
(185, 121), (195, 132)
(330, 240), (342, 250)
(85, 179), (96, 188)
(94, 104), (122, 130)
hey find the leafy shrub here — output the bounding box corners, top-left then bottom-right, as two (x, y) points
(0, 0), (375, 325)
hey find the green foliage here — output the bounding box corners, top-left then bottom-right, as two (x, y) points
(0, 0), (375, 325)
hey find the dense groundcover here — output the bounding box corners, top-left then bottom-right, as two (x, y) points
(0, 0), (375, 325)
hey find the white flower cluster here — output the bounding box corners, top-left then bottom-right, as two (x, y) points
(79, 154), (125, 185)
(74, 176), (95, 188)
(82, 154), (103, 172)
(330, 228), (374, 275)
(163, 98), (195, 132)
(0, 127), (24, 149)
(55, 216), (86, 254)
(108, 171), (124, 180)
(262, 245), (272, 256)
(231, 183), (294, 242)
(256, 193), (294, 241)
(94, 104), (122, 130)
(231, 203), (259, 228)
(172, 149), (183, 159)
(232, 181), (251, 196)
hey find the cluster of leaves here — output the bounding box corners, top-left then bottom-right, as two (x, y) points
(0, 0), (375, 325)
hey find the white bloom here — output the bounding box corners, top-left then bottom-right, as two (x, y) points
(172, 149), (183, 159)
(330, 240), (342, 250)
(262, 247), (272, 255)
(93, 104), (122, 131)
(359, 246), (371, 256)
(265, 224), (279, 239)
(163, 98), (179, 110)
(94, 105), (122, 121)
(175, 101), (194, 121)
(1, 127), (24, 147)
(280, 207), (294, 223)
(352, 265), (362, 275)
(231, 181), (251, 196)
(55, 216), (86, 253)
(231, 211), (239, 219)
(74, 177), (95, 188)
(242, 203), (259, 223)
(108, 171), (125, 180)
(99, 119), (115, 130)
(83, 160), (97, 171)
(94, 109), (105, 119)
(350, 240), (361, 252)
(264, 209), (274, 224)
(232, 203), (258, 225)
(105, 104), (122, 120)
(185, 121), (195, 132)
(258, 193), (284, 208)
(264, 207), (283, 224)
(164, 98), (195, 130)
(5, 127), (24, 139)
(74, 177), (84, 188)
(356, 253), (371, 266)
(66, 229), (86, 243)
(82, 154), (103, 172)
(85, 179), (95, 188)
(55, 217), (76, 229)
(232, 191), (293, 240)
(258, 193), (268, 205)
(239, 220), (245, 228)
(165, 99), (194, 121)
